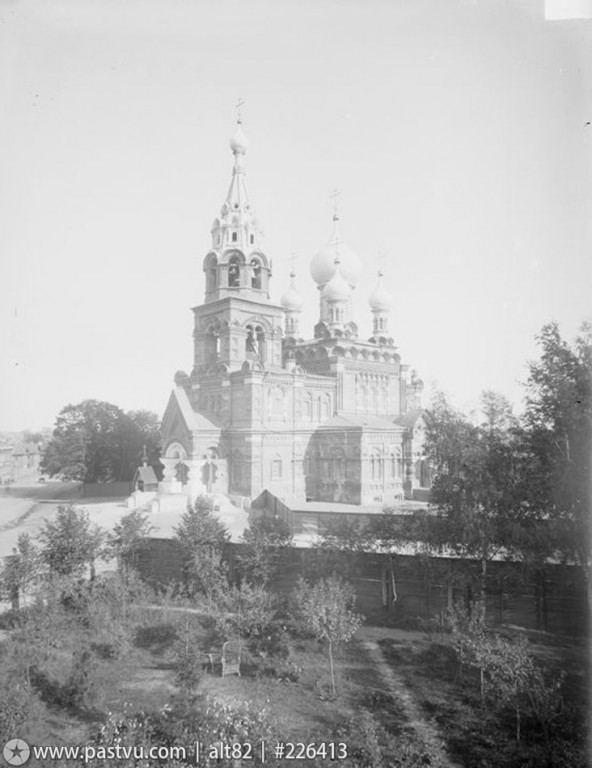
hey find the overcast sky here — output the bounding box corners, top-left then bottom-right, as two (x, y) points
(1, 0), (591, 433)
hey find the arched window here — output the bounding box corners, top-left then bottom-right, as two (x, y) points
(231, 232), (238, 243)
(250, 234), (255, 245)
(228, 255), (240, 287)
(250, 258), (262, 289)
(270, 388), (283, 420)
(333, 450), (344, 480)
(304, 393), (313, 421)
(271, 455), (282, 479)
(256, 325), (265, 359)
(246, 324), (265, 359)
(206, 325), (220, 362)
(206, 268), (217, 293)
(371, 385), (378, 411)
(320, 394), (331, 421)
(370, 451), (383, 482)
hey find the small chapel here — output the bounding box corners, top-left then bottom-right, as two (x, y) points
(158, 118), (430, 509)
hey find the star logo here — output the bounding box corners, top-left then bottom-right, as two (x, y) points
(3, 739), (30, 766)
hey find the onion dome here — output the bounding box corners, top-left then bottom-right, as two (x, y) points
(229, 122), (249, 155)
(324, 263), (352, 302)
(310, 216), (362, 286)
(368, 270), (393, 311)
(281, 273), (304, 311)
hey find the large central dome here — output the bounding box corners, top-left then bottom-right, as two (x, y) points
(310, 217), (362, 287)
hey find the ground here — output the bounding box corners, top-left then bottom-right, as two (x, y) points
(0, 478), (588, 766)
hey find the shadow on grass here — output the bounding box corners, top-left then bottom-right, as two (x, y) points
(29, 666), (102, 722)
(134, 623), (177, 654)
(379, 638), (457, 682)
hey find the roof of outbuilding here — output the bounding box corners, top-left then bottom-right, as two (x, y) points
(392, 409), (425, 429)
(318, 414), (405, 432)
(135, 466), (158, 484)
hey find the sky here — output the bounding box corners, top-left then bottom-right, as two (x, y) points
(1, 0), (591, 432)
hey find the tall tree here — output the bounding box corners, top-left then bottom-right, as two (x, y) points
(237, 515), (293, 586)
(40, 400), (161, 483)
(523, 321), (592, 606)
(110, 509), (154, 580)
(174, 496), (229, 599)
(424, 391), (522, 604)
(37, 504), (106, 579)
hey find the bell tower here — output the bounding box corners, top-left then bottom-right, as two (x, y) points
(192, 115), (283, 375)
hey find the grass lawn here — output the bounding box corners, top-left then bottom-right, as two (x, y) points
(378, 631), (589, 768)
(0, 592), (587, 767)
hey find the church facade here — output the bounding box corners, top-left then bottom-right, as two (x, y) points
(159, 120), (430, 507)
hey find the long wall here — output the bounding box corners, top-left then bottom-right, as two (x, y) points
(137, 540), (588, 637)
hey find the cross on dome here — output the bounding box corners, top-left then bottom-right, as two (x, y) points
(235, 97), (245, 124)
(281, 251), (304, 312)
(377, 251), (385, 277)
(369, 254), (393, 312)
(310, 194), (362, 287)
(329, 188), (341, 221)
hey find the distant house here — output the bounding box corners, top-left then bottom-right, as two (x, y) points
(0, 444), (13, 483)
(12, 442), (41, 480)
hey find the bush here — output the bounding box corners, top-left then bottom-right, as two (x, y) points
(253, 622), (292, 659)
(0, 683), (29, 742)
(274, 658), (302, 683)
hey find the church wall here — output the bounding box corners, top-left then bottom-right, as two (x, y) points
(304, 428), (363, 504)
(360, 432), (405, 505)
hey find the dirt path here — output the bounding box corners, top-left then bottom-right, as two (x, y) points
(358, 629), (461, 768)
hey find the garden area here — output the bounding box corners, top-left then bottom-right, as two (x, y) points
(0, 498), (588, 767)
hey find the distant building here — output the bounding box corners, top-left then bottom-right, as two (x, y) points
(159, 120), (430, 508)
(12, 442), (41, 480)
(0, 440), (41, 483)
(0, 444), (12, 484)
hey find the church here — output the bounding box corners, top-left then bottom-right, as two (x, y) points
(158, 118), (430, 510)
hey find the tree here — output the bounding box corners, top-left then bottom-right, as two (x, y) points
(212, 582), (277, 648)
(172, 616), (204, 693)
(40, 400), (161, 483)
(522, 322), (592, 607)
(174, 496), (229, 600)
(0, 533), (42, 608)
(483, 635), (534, 742)
(111, 509), (154, 580)
(237, 515), (292, 586)
(292, 576), (364, 695)
(424, 391), (523, 604)
(37, 504), (106, 579)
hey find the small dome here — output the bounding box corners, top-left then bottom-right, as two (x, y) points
(281, 280), (304, 311)
(229, 122), (249, 155)
(369, 273), (393, 311)
(310, 219), (362, 286)
(324, 266), (352, 302)
(280, 285), (304, 312)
